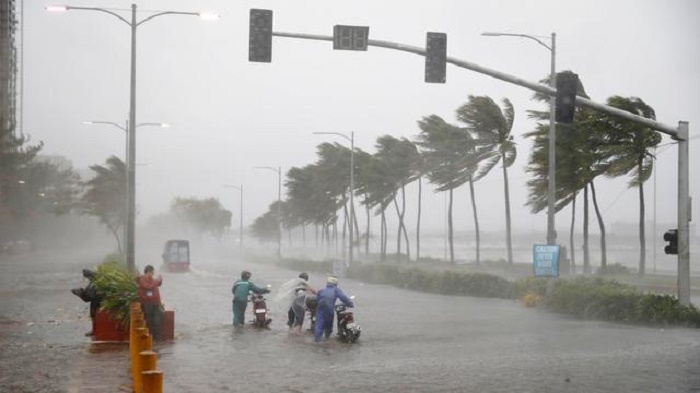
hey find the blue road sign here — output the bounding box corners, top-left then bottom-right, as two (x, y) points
(533, 244), (560, 277)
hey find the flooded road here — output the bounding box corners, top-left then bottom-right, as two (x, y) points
(2, 247), (699, 392)
(159, 252), (700, 393)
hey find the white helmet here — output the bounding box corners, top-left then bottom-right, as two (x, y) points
(327, 275), (339, 285)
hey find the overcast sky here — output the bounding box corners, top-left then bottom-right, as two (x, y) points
(24, 0), (698, 241)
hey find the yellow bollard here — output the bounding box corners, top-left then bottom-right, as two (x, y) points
(142, 370), (163, 393)
(130, 305), (145, 393)
(140, 350), (157, 372)
(132, 327), (150, 392)
(137, 327), (152, 351)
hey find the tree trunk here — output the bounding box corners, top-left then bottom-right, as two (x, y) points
(380, 209), (387, 262)
(342, 204), (348, 261)
(333, 221), (338, 258)
(393, 197), (402, 262)
(468, 179), (480, 265)
(638, 158), (646, 275)
(396, 186), (410, 262)
(416, 176), (422, 263)
(448, 189), (454, 264)
(365, 199), (370, 256)
(583, 185), (591, 274)
(569, 195), (576, 274)
(501, 156), (513, 265)
(353, 202), (360, 257)
(108, 225), (123, 256)
(590, 181), (607, 269)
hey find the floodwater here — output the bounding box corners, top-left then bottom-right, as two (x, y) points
(1, 247), (699, 392)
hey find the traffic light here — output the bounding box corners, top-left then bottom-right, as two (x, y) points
(555, 71), (579, 123)
(663, 229), (678, 255)
(333, 25), (369, 51)
(249, 9), (273, 62)
(425, 32), (447, 83)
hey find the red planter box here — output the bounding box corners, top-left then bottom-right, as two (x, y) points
(161, 310), (174, 341)
(92, 309), (175, 342)
(93, 310), (128, 342)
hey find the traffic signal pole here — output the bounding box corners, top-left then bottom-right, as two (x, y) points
(677, 122), (690, 306)
(268, 29), (692, 307)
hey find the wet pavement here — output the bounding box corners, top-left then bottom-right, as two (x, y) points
(0, 250), (131, 392)
(2, 247), (699, 392)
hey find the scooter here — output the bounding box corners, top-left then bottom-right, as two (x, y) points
(250, 285), (272, 328)
(305, 295), (317, 332)
(335, 296), (361, 343)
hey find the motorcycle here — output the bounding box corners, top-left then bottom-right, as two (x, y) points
(305, 295), (317, 332)
(335, 296), (361, 343)
(249, 285), (272, 328)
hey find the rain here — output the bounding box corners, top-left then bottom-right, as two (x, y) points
(1, 0), (699, 392)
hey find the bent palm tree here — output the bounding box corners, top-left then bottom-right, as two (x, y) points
(416, 115), (481, 264)
(456, 95), (517, 264)
(593, 96), (661, 275)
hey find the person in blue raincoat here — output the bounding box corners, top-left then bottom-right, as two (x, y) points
(232, 271), (269, 327)
(314, 275), (353, 342)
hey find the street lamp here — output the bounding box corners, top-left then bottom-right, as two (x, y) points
(83, 120), (169, 257)
(223, 184), (244, 251)
(49, 3), (218, 271)
(313, 131), (355, 267)
(482, 31), (557, 246)
(254, 166), (282, 259)
(83, 120), (170, 162)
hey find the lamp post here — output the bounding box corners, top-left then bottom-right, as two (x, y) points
(313, 131), (355, 267)
(223, 184), (244, 251)
(482, 31), (557, 246)
(49, 4), (218, 271)
(83, 120), (169, 257)
(254, 166), (282, 259)
(83, 120), (170, 162)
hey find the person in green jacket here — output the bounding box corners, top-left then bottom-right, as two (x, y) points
(232, 271), (269, 327)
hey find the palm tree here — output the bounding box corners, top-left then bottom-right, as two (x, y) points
(416, 115), (480, 264)
(357, 151), (395, 261)
(81, 155), (126, 254)
(593, 96), (661, 275)
(413, 151), (427, 262)
(525, 74), (612, 273)
(456, 95), (517, 264)
(372, 136), (420, 262)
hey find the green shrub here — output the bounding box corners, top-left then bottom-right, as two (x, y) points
(637, 293), (700, 327)
(345, 263), (514, 299)
(597, 263), (631, 275)
(547, 277), (700, 327)
(288, 259), (700, 328)
(92, 261), (139, 328)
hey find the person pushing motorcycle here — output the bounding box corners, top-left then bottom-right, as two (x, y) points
(314, 275), (353, 342)
(287, 272), (317, 333)
(232, 270), (269, 327)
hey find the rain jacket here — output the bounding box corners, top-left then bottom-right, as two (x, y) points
(232, 279), (268, 302)
(137, 275), (162, 305)
(314, 284), (353, 341)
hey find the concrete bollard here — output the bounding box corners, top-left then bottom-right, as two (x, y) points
(142, 370), (163, 393)
(137, 327), (152, 351)
(132, 327), (150, 392)
(130, 304), (145, 393)
(140, 350), (157, 372)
